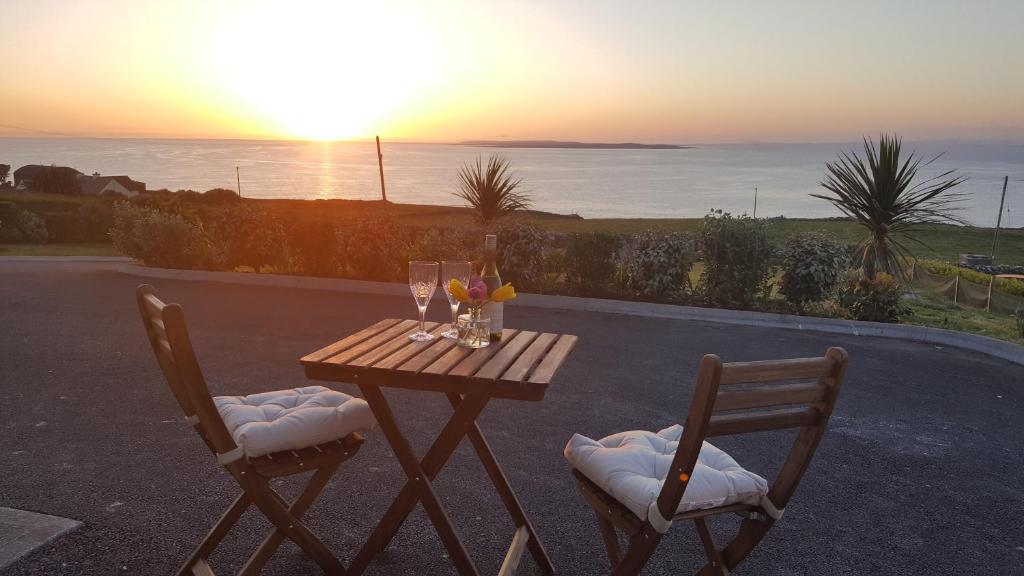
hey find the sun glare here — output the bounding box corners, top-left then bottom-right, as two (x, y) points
(213, 2), (436, 141)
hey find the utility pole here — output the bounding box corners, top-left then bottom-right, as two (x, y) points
(753, 187), (758, 218)
(991, 175), (1008, 261)
(236, 166), (242, 198)
(376, 135), (388, 202)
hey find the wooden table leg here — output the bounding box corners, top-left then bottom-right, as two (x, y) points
(356, 384), (485, 576)
(447, 393), (556, 574)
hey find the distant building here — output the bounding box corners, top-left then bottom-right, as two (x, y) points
(13, 164), (82, 190)
(77, 174), (146, 197)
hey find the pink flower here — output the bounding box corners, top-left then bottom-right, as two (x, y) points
(468, 283), (486, 300)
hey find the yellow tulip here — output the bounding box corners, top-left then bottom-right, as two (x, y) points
(490, 283), (516, 303)
(449, 278), (470, 303)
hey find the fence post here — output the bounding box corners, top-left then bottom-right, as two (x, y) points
(986, 276), (995, 312)
(910, 260), (917, 285)
(953, 268), (961, 305)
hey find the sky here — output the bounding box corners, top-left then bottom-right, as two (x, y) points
(2, 0), (1023, 143)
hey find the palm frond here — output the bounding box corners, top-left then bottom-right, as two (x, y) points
(453, 155), (530, 226)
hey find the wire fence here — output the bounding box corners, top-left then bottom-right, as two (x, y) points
(910, 262), (1024, 315)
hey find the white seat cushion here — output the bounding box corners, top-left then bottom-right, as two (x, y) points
(564, 424), (768, 522)
(214, 386), (375, 458)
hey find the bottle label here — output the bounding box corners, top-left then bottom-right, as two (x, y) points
(483, 301), (503, 335)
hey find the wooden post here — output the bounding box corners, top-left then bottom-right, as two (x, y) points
(991, 176), (1008, 261)
(236, 166), (242, 198)
(753, 187), (758, 218)
(376, 136), (387, 203)
(953, 268), (961, 305)
(910, 260), (917, 284)
(986, 276), (995, 312)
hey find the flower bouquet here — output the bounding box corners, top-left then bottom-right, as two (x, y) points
(448, 276), (516, 348)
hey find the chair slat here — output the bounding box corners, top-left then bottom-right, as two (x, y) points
(527, 334), (578, 385)
(500, 332), (558, 383)
(301, 318), (403, 363)
(719, 357), (834, 385)
(141, 292), (164, 319)
(707, 406), (821, 436)
(323, 319), (418, 366)
(714, 381), (829, 412)
(472, 331), (539, 381)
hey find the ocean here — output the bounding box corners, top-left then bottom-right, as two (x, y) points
(1, 138), (1020, 226)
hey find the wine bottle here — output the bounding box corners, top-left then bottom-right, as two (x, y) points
(480, 234), (503, 341)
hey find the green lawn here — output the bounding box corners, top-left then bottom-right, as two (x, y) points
(0, 243), (121, 257)
(905, 288), (1023, 344)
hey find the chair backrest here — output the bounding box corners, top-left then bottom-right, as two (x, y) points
(655, 347), (848, 520)
(136, 284), (238, 456)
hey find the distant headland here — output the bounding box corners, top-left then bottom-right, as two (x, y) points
(459, 140), (692, 150)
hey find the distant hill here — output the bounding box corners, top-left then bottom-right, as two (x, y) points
(459, 140), (692, 150)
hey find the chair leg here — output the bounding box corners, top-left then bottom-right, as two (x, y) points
(696, 517), (773, 575)
(594, 511), (621, 570)
(239, 463), (340, 576)
(175, 493), (251, 576)
(242, 475), (346, 575)
(693, 518), (727, 576)
(610, 524), (662, 576)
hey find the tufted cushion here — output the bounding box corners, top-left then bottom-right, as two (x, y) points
(565, 424), (767, 521)
(214, 386), (375, 457)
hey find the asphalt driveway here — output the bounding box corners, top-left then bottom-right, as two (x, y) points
(1, 262), (1022, 575)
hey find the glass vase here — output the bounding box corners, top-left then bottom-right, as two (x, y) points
(456, 309), (490, 349)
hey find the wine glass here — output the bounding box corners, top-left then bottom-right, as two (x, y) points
(408, 261), (438, 341)
(441, 260), (472, 339)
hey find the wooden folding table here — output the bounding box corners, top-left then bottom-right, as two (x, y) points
(301, 318), (578, 576)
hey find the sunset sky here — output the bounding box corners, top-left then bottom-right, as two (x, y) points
(2, 0), (1023, 143)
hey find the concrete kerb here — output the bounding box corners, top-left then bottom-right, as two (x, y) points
(114, 262), (1024, 366)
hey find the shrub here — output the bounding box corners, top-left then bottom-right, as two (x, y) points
(1016, 309), (1024, 339)
(0, 202), (48, 243)
(286, 221), (341, 277)
(408, 225), (478, 264)
(495, 225), (551, 292)
(698, 210), (774, 309)
(110, 202), (206, 268)
(202, 188), (241, 203)
(205, 207), (287, 272)
(336, 218), (412, 281)
(621, 231), (697, 301)
(918, 260), (1024, 298)
(778, 232), (852, 310)
(838, 271), (906, 322)
(564, 232), (622, 296)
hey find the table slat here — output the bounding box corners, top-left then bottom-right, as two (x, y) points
(499, 332), (559, 383)
(350, 322), (441, 368)
(324, 319), (418, 366)
(472, 331), (540, 381)
(396, 332), (461, 373)
(300, 318), (402, 363)
(368, 324), (450, 370)
(447, 330), (522, 378)
(527, 334), (578, 384)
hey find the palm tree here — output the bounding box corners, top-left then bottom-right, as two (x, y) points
(812, 135), (967, 280)
(454, 155), (530, 227)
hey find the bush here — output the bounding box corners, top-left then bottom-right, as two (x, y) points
(286, 221), (340, 277)
(37, 202), (114, 243)
(698, 211), (774, 309)
(0, 202), (48, 243)
(564, 232), (622, 296)
(838, 271), (906, 322)
(495, 225), (552, 292)
(336, 218), (413, 281)
(202, 188), (241, 203)
(1016, 309), (1024, 339)
(918, 260), (1024, 298)
(621, 231), (697, 301)
(408, 225), (478, 264)
(205, 207), (287, 272)
(110, 202), (206, 268)
(778, 232), (852, 310)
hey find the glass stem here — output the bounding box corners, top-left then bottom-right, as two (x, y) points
(419, 306), (426, 333)
(450, 303), (459, 327)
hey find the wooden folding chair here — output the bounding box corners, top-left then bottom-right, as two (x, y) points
(137, 284), (367, 575)
(567, 347), (848, 575)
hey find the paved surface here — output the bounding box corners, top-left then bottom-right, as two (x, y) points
(1, 261), (1022, 575)
(0, 508), (80, 569)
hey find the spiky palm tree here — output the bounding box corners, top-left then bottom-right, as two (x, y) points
(812, 135), (967, 280)
(454, 155), (530, 227)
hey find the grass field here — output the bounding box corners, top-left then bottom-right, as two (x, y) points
(906, 288), (1023, 344)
